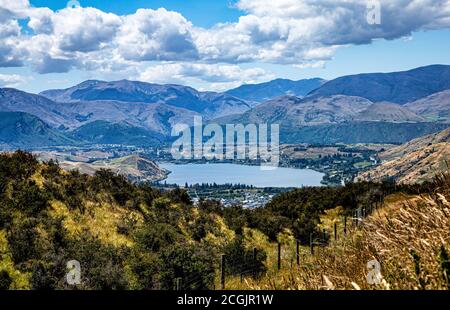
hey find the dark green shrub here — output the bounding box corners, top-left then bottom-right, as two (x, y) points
(0, 270), (12, 290)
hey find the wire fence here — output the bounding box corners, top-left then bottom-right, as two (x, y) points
(173, 197), (385, 290)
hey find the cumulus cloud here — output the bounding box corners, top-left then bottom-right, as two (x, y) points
(117, 8), (198, 61)
(0, 0), (449, 76)
(0, 0), (29, 67)
(199, 0), (450, 63)
(33, 7), (121, 53)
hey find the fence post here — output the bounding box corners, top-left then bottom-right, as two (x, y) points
(334, 222), (337, 241)
(277, 243), (281, 271)
(310, 233), (314, 255)
(176, 277), (182, 290)
(344, 216), (347, 235)
(296, 240), (300, 265)
(220, 254), (225, 290)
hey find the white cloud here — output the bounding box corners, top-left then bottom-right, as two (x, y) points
(0, 73), (27, 87)
(117, 8), (198, 62)
(0, 0), (449, 77)
(294, 61), (327, 69)
(200, 0), (450, 63)
(0, 0), (29, 67)
(139, 63), (273, 91)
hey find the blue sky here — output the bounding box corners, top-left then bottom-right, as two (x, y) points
(1, 0), (449, 93)
(29, 0), (244, 27)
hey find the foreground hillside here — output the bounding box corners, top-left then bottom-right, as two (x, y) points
(0, 151), (447, 290)
(231, 172), (450, 290)
(358, 128), (450, 184)
(0, 151), (240, 289)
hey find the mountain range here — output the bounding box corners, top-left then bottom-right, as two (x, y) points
(40, 79), (250, 120)
(0, 64), (449, 148)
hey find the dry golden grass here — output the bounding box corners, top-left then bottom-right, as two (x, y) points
(229, 173), (450, 290)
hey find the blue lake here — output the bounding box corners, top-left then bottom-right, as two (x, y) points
(159, 163), (324, 188)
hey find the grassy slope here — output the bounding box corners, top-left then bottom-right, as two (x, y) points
(227, 175), (450, 290)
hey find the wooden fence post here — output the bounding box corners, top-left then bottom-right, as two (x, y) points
(296, 240), (300, 265)
(176, 277), (182, 290)
(344, 216), (347, 235)
(220, 254), (225, 290)
(334, 222), (337, 241)
(310, 233), (314, 255)
(277, 243), (281, 271)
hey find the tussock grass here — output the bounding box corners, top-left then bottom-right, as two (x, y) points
(232, 173), (450, 290)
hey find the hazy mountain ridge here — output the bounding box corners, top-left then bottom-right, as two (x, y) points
(226, 78), (325, 103)
(71, 121), (164, 146)
(0, 111), (76, 148)
(216, 95), (373, 125)
(0, 64), (448, 148)
(40, 79), (250, 120)
(0, 88), (76, 128)
(54, 100), (200, 135)
(308, 64), (450, 103)
(279, 122), (449, 144)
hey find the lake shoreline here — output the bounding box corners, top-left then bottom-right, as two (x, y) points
(156, 162), (325, 188)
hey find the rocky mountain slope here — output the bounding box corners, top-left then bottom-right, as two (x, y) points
(354, 102), (425, 122)
(404, 89), (450, 122)
(357, 128), (450, 184)
(217, 95), (373, 126)
(379, 127), (450, 160)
